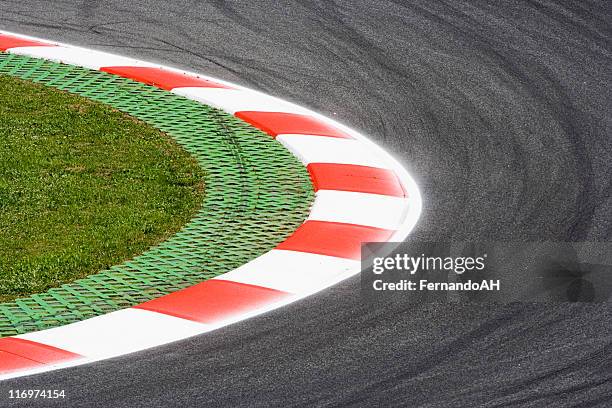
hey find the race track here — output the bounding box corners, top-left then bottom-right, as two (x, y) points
(1, 1), (611, 406)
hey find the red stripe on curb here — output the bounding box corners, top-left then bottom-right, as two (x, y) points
(0, 338), (80, 373)
(135, 280), (290, 324)
(276, 220), (394, 260)
(307, 163), (406, 197)
(0, 34), (54, 51)
(234, 112), (353, 139)
(99, 66), (232, 91)
(0, 353), (41, 373)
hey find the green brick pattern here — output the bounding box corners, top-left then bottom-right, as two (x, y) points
(0, 53), (314, 337)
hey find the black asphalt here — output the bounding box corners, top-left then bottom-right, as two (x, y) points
(1, 1), (611, 407)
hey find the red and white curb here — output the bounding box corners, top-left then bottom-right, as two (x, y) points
(0, 30), (422, 380)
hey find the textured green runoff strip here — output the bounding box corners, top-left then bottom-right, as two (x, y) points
(0, 53), (314, 337)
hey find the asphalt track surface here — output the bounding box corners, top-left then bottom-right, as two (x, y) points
(1, 1), (611, 407)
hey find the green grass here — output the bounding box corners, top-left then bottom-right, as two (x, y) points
(0, 75), (205, 302)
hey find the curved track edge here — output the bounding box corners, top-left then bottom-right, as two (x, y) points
(0, 30), (422, 380)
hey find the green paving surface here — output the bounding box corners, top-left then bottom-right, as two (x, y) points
(0, 75), (205, 303)
(0, 53), (314, 337)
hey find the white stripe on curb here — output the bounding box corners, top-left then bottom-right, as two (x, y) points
(7, 45), (159, 70)
(173, 88), (312, 115)
(215, 249), (360, 294)
(17, 308), (209, 360)
(277, 134), (391, 168)
(308, 190), (410, 230)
